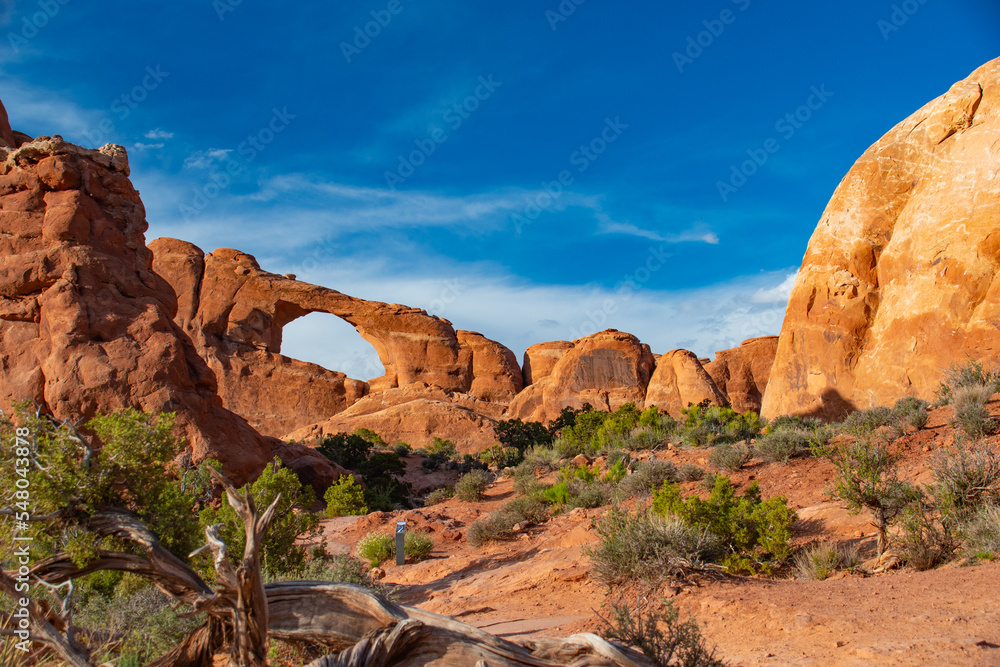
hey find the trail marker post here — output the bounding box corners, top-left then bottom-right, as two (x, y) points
(396, 520), (406, 566)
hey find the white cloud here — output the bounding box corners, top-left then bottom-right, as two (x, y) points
(133, 142), (164, 150)
(275, 258), (797, 378)
(600, 221), (720, 245)
(183, 148), (233, 170)
(752, 271), (798, 303)
(144, 128), (174, 140)
(0, 77), (104, 142)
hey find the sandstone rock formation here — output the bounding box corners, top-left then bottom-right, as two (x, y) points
(285, 384), (502, 453)
(457, 330), (524, 403)
(0, 134), (276, 484)
(508, 330), (655, 423)
(645, 349), (726, 417)
(0, 100), (15, 149)
(762, 58), (1000, 419)
(150, 241), (522, 440)
(705, 336), (778, 414)
(521, 340), (574, 386)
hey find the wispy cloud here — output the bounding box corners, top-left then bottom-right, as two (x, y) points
(600, 220), (720, 245)
(183, 148), (233, 169)
(0, 77), (103, 141)
(145, 128), (173, 140)
(273, 256), (796, 378)
(752, 271), (797, 303)
(133, 142), (164, 150)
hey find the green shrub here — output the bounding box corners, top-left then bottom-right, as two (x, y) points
(827, 437), (921, 556)
(793, 542), (860, 580)
(936, 358), (1000, 405)
(455, 469), (490, 501)
(625, 427), (665, 451)
(756, 430), (807, 463)
(619, 460), (678, 498)
(356, 532), (394, 566)
(75, 585), (201, 665)
(893, 396), (930, 430)
(521, 444), (563, 472)
(896, 499), (958, 571)
(393, 442), (412, 456)
(652, 476), (797, 575)
(679, 405), (763, 447)
(950, 384), (995, 438)
(480, 443), (524, 469)
(512, 465), (546, 497)
(707, 442), (752, 472)
(467, 498), (550, 546)
(963, 504), (1000, 557)
(930, 442), (1000, 516)
(324, 475), (367, 517)
(599, 598), (726, 667)
(317, 432), (373, 469)
(677, 463), (705, 482)
(199, 457), (319, 576)
(495, 418), (553, 452)
(603, 459), (628, 484)
(840, 406), (898, 438)
(423, 487), (453, 506)
(404, 531), (434, 561)
(586, 508), (722, 589)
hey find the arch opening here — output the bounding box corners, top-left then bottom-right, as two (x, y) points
(279, 312), (386, 381)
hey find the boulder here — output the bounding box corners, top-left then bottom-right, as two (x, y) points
(457, 330), (523, 402)
(507, 330), (655, 423)
(762, 58), (1000, 419)
(704, 336), (778, 413)
(645, 349), (726, 418)
(285, 384), (501, 454)
(0, 132), (272, 484)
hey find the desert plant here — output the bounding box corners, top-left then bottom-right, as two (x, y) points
(963, 504), (1000, 557)
(199, 457), (320, 576)
(793, 541), (860, 580)
(677, 463), (705, 482)
(840, 406), (898, 438)
(393, 442), (412, 456)
(587, 508), (722, 589)
(707, 442), (752, 472)
(893, 396), (930, 430)
(828, 437), (921, 556)
(930, 442), (1000, 516)
(653, 476), (796, 575)
(521, 443), (564, 472)
(423, 487), (453, 506)
(896, 499), (958, 571)
(495, 418), (553, 452)
(356, 532), (394, 567)
(598, 597), (726, 667)
(619, 460), (679, 498)
(455, 469), (490, 502)
(427, 437), (459, 459)
(755, 430), (807, 463)
(936, 357), (1000, 405)
(317, 431), (373, 469)
(950, 384), (995, 438)
(324, 475), (367, 517)
(467, 497), (550, 546)
(403, 531), (434, 561)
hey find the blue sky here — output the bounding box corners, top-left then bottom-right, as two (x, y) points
(2, 1), (998, 379)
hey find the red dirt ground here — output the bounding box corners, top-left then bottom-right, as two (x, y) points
(313, 402), (1000, 666)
